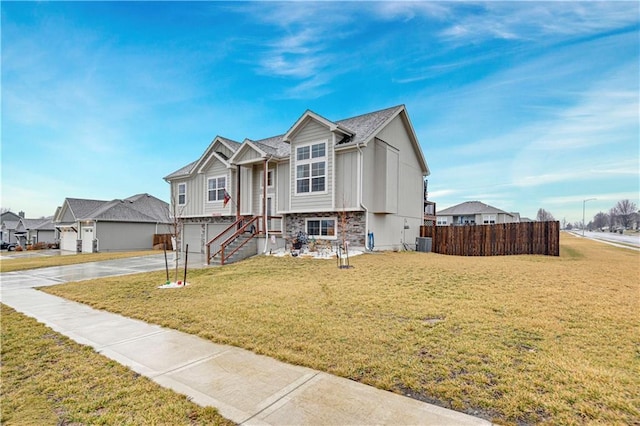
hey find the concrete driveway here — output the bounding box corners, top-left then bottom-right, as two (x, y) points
(1, 255), (491, 426)
(0, 254), (169, 290)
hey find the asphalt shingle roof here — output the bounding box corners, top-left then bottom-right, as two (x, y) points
(165, 104), (408, 178)
(19, 217), (55, 231)
(336, 105), (403, 145)
(437, 201), (513, 216)
(59, 194), (170, 223)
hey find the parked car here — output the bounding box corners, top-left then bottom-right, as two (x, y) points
(1, 240), (17, 251)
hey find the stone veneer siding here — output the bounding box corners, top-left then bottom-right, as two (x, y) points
(181, 216), (238, 225)
(284, 211), (366, 247)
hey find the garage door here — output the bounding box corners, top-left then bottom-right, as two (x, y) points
(60, 229), (77, 252)
(183, 224), (204, 253)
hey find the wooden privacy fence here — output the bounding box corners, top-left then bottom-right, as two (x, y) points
(153, 234), (173, 249)
(420, 221), (560, 256)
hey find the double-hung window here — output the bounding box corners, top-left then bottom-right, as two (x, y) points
(207, 177), (226, 202)
(177, 183), (186, 205)
(305, 217), (336, 239)
(296, 142), (326, 194)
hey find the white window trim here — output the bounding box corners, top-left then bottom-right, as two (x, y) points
(177, 183), (187, 206)
(437, 218), (447, 225)
(305, 217), (337, 240)
(261, 168), (275, 189)
(294, 140), (328, 196)
(206, 176), (227, 203)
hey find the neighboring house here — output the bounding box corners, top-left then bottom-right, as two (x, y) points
(436, 201), (520, 226)
(1, 210), (23, 243)
(53, 193), (171, 253)
(15, 217), (57, 246)
(165, 104), (430, 258)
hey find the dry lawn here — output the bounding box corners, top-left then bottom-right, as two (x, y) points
(43, 234), (640, 425)
(0, 305), (233, 425)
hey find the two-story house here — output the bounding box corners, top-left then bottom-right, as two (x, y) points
(164, 105), (430, 263)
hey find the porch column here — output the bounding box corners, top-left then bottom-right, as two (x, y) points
(236, 165), (241, 220)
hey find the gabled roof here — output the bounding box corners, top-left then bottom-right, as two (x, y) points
(18, 217), (55, 231)
(164, 135), (241, 181)
(164, 104), (430, 178)
(55, 194), (170, 224)
(437, 201), (515, 217)
(2, 220), (19, 231)
(66, 198), (108, 220)
(336, 105), (403, 146)
(164, 160), (197, 180)
(226, 133), (291, 164)
(283, 110), (354, 143)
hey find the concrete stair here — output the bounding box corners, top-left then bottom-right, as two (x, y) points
(209, 234), (257, 266)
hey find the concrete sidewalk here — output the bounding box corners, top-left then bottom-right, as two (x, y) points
(1, 257), (491, 425)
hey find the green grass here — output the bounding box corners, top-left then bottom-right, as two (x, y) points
(0, 250), (159, 273)
(42, 234), (640, 425)
(0, 304), (234, 425)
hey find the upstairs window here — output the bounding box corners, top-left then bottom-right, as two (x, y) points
(207, 177), (226, 202)
(177, 183), (186, 205)
(296, 142), (326, 194)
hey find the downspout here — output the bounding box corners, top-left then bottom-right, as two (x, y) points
(263, 158), (270, 253)
(356, 143), (371, 250)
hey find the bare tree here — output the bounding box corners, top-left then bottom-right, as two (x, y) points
(169, 186), (187, 282)
(536, 208), (555, 222)
(592, 211), (608, 230)
(608, 207), (618, 229)
(613, 199), (637, 229)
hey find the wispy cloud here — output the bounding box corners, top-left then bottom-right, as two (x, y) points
(439, 2), (639, 43)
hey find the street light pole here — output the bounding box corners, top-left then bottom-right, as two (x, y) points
(582, 198), (596, 236)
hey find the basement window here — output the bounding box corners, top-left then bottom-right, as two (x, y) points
(305, 217), (336, 239)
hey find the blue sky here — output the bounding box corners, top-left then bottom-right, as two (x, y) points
(2, 1), (638, 224)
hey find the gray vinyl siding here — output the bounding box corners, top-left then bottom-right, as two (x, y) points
(289, 120), (333, 212)
(172, 177), (203, 217)
(235, 146), (262, 164)
(373, 139), (399, 214)
(361, 114), (425, 250)
(277, 161), (290, 213)
(248, 164), (278, 215)
(335, 150), (359, 210)
(215, 143), (234, 160)
(376, 115), (424, 219)
(95, 222), (158, 251)
(170, 157), (236, 218)
(239, 166), (253, 215)
(60, 205), (75, 223)
(252, 165), (261, 214)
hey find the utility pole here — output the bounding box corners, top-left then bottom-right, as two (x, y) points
(582, 198), (596, 236)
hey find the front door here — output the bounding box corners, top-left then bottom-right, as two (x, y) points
(82, 227), (94, 253)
